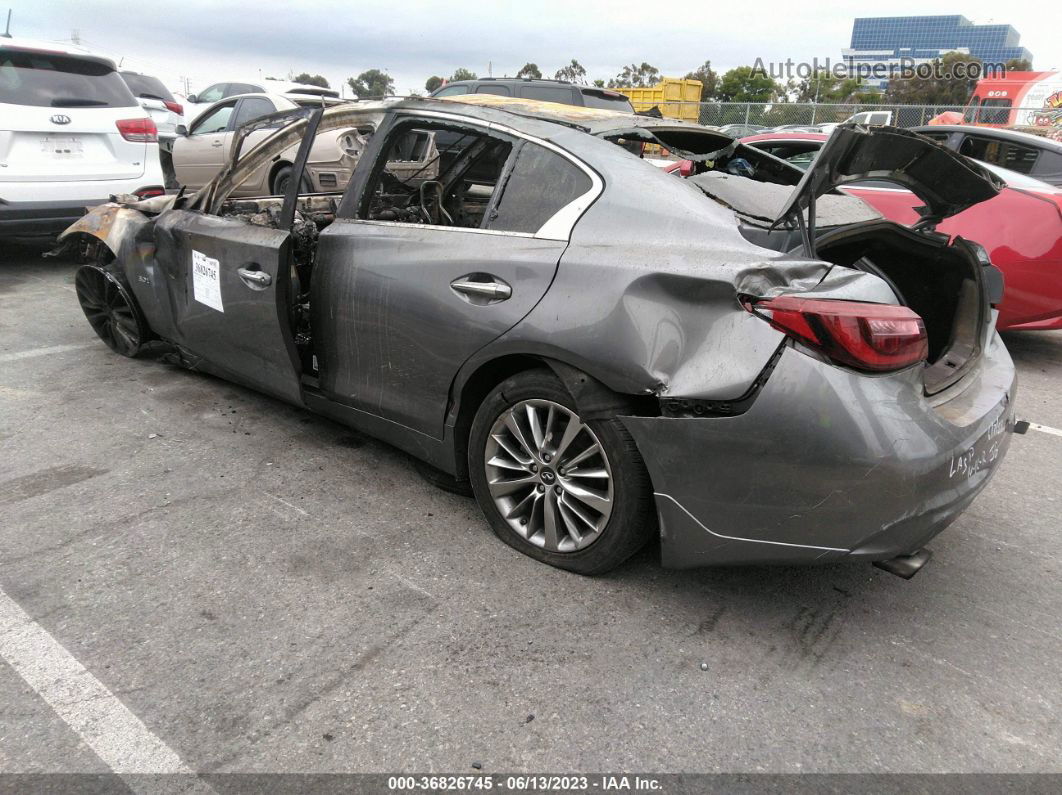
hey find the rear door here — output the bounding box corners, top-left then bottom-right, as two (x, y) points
(171, 100), (237, 188)
(312, 114), (600, 438)
(0, 47), (146, 183)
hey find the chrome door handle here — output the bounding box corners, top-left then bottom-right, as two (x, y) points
(237, 267), (271, 288)
(450, 278), (512, 301)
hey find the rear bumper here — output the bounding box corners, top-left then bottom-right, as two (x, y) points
(0, 198), (113, 239)
(621, 335), (1017, 568)
(1, 152), (166, 240)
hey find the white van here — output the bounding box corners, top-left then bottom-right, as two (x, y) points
(0, 38), (166, 242)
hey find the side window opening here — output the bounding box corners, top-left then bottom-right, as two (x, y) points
(978, 99), (1012, 125)
(433, 85), (469, 97)
(196, 83), (227, 104)
(191, 102), (235, 134)
(232, 97), (277, 129)
(958, 136), (1038, 173)
(486, 143), (592, 233)
(999, 142), (1039, 174)
(359, 121), (512, 229)
(225, 82), (260, 97)
(519, 85), (576, 104)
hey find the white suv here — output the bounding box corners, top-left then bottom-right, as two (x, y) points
(0, 38), (166, 243)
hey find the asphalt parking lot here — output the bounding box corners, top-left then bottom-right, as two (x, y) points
(1, 244), (1060, 775)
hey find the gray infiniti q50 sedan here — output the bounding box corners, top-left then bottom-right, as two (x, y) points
(58, 94), (1018, 578)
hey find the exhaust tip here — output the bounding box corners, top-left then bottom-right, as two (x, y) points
(873, 548), (933, 579)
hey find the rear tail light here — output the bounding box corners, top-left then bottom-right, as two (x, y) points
(163, 100), (184, 116)
(134, 186), (165, 199)
(745, 296), (928, 372)
(115, 118), (157, 142)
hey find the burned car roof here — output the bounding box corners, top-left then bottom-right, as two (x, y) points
(433, 92), (725, 135)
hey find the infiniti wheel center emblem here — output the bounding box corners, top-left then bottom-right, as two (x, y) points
(50, 114), (72, 125)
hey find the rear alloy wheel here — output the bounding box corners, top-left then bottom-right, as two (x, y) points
(75, 266), (147, 357)
(469, 369), (653, 574)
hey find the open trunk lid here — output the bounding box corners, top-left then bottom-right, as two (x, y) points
(774, 124), (1004, 228)
(686, 126), (1006, 397)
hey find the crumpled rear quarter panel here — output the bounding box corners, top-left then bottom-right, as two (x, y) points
(620, 334), (1016, 568)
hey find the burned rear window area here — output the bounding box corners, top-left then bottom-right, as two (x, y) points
(360, 120), (591, 234)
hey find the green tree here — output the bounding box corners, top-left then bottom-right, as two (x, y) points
(554, 59), (588, 84)
(1004, 57), (1032, 72)
(516, 62), (542, 79)
(684, 60), (718, 101)
(451, 67), (478, 82)
(592, 78), (605, 88)
(795, 69), (862, 103)
(291, 72), (330, 88)
(885, 52), (982, 105)
(716, 66), (777, 101)
(347, 69), (395, 98)
(425, 75), (444, 93)
(609, 62), (660, 88)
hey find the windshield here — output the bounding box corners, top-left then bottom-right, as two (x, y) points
(0, 49), (137, 108)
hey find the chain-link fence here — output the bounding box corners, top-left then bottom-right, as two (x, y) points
(638, 102), (1058, 130)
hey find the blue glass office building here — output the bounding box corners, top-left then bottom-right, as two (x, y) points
(843, 16), (1033, 89)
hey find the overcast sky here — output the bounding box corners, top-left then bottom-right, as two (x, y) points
(10, 0), (1060, 97)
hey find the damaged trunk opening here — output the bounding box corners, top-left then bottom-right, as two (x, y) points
(815, 223), (989, 394)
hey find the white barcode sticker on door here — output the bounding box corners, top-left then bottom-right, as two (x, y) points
(192, 250), (224, 312)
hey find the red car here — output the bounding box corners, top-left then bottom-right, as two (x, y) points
(667, 132), (1062, 331)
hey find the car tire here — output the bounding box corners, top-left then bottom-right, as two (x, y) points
(74, 265), (149, 358)
(468, 368), (653, 575)
(271, 165), (310, 196)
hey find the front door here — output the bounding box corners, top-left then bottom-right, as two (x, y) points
(311, 114), (598, 438)
(159, 210), (302, 404)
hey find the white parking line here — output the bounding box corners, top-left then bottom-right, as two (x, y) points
(0, 343), (96, 363)
(0, 588), (192, 774)
(1028, 422), (1062, 438)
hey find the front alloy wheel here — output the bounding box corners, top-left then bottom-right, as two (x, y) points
(75, 266), (147, 357)
(469, 369), (653, 574)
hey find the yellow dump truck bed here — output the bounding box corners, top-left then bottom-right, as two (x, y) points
(613, 78), (702, 122)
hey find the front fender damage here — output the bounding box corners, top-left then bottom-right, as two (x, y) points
(51, 201), (160, 267)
